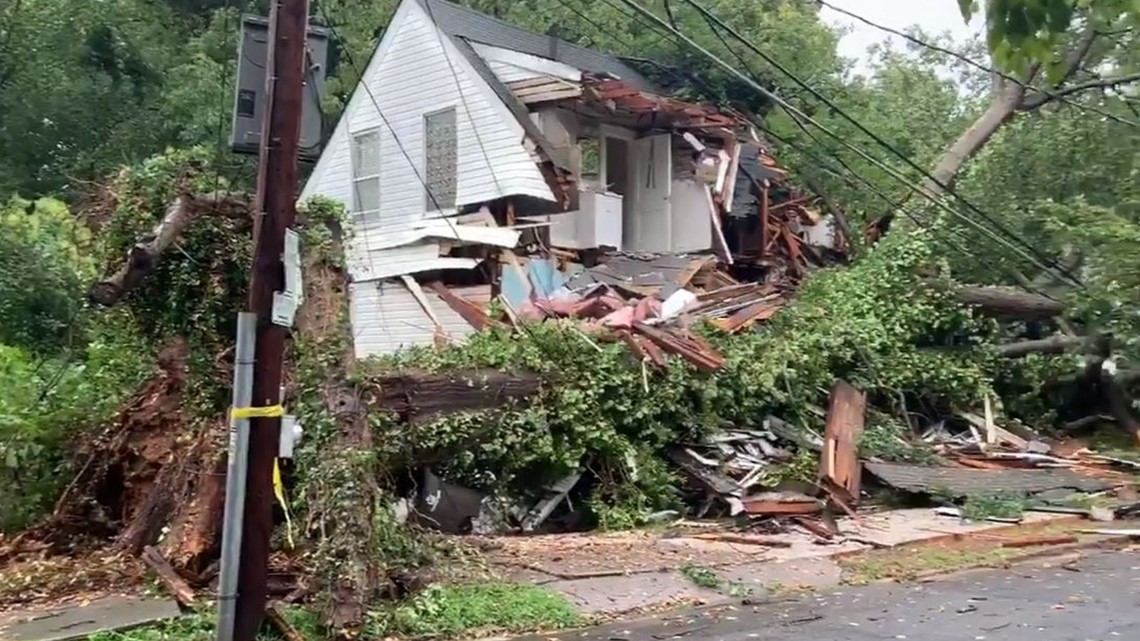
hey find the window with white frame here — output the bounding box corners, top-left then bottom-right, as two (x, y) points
(424, 107), (457, 211)
(351, 129), (381, 226)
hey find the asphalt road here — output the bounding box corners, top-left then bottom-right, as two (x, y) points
(534, 548), (1140, 641)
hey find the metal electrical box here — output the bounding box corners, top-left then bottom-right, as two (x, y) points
(230, 15), (330, 162)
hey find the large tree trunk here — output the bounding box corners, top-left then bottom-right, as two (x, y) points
(953, 285), (1064, 320)
(919, 91), (1022, 201)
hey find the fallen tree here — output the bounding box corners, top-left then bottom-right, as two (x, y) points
(89, 192), (251, 306)
(11, 147), (1138, 637)
(953, 286), (1065, 321)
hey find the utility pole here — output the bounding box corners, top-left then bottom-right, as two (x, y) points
(232, 1), (310, 640)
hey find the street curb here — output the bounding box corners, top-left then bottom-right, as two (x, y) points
(827, 514), (1087, 561)
(908, 533), (1136, 582)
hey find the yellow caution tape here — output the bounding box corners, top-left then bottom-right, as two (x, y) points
(273, 459), (295, 549)
(230, 404), (293, 547)
(230, 404), (285, 420)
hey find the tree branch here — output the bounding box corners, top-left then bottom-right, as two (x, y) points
(88, 192), (251, 306)
(995, 335), (1093, 358)
(1022, 71), (1140, 109)
(953, 285), (1065, 320)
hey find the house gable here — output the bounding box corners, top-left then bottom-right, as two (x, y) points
(299, 0), (555, 281)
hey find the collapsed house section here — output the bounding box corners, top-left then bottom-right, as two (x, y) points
(322, 32), (840, 359)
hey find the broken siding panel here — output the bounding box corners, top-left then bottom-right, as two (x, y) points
(298, 0), (553, 279)
(350, 280), (433, 358)
(470, 42), (582, 84)
(350, 280), (486, 358)
(348, 240), (484, 282)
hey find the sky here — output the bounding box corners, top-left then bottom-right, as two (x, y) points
(819, 0), (984, 72)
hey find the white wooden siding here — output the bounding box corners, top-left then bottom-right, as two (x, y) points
(470, 42), (582, 84)
(298, 0), (554, 283)
(349, 280), (489, 358)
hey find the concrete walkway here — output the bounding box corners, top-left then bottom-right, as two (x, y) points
(0, 596), (181, 641)
(482, 509), (1077, 615)
(517, 547), (1140, 641)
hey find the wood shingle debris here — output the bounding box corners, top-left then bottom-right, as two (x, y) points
(510, 254), (794, 370)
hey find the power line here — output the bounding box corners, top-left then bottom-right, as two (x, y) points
(420, 0), (507, 203)
(313, 3), (449, 218)
(675, 0), (1084, 287)
(815, 0), (1139, 128)
(311, 2), (561, 355)
(755, 118), (1015, 275)
(612, 0), (1080, 287)
(561, 0), (1047, 284)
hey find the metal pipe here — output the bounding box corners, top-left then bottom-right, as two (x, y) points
(216, 312), (257, 641)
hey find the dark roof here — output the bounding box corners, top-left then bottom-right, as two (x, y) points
(732, 143), (784, 218)
(415, 0), (656, 92)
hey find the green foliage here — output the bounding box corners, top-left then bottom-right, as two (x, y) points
(859, 414), (939, 464)
(0, 196), (95, 354)
(679, 564), (722, 589)
(958, 0), (1140, 73)
(0, 187), (152, 530)
(361, 232), (996, 519)
(98, 146), (252, 413)
(368, 582), (584, 638)
(0, 317), (151, 531)
(960, 491), (1027, 520)
(758, 449), (819, 486)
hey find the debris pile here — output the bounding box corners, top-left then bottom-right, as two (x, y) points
(510, 255), (789, 371)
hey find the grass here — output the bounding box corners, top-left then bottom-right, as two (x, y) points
(678, 564), (762, 599)
(85, 610), (215, 641)
(368, 582), (585, 639)
(839, 520), (1085, 585)
(75, 582), (582, 641)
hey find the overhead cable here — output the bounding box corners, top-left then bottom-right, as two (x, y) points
(612, 0), (1079, 286)
(675, 0), (1083, 287)
(815, 0), (1139, 128)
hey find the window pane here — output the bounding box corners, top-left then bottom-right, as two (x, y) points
(354, 177), (380, 212)
(352, 131), (381, 178)
(424, 108), (457, 210)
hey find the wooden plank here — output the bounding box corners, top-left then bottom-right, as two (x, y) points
(266, 603), (308, 641)
(141, 545), (196, 607)
(741, 498), (822, 515)
(818, 380), (866, 502)
(426, 281), (500, 331)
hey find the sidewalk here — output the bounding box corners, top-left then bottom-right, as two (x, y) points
(477, 509), (1080, 616)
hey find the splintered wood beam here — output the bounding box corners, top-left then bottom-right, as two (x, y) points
(141, 545), (196, 607)
(819, 380), (866, 503)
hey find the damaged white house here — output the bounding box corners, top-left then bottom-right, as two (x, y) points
(300, 0), (819, 358)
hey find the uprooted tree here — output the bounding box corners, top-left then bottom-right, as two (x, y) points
(4, 136), (1130, 636)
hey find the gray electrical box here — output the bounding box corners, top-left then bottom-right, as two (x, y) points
(230, 15), (330, 162)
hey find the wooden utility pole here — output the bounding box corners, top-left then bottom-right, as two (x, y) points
(233, 1), (310, 640)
